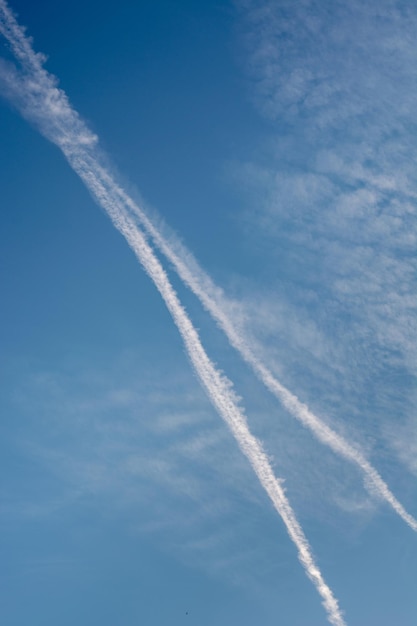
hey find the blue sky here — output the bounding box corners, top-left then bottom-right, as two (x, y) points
(0, 1), (416, 624)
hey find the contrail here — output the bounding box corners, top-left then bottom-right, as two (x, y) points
(123, 187), (417, 534)
(1, 3), (414, 537)
(94, 112), (417, 532)
(0, 2), (346, 624)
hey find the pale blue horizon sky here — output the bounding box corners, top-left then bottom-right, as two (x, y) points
(1, 1), (416, 625)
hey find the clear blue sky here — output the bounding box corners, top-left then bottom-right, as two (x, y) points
(1, 1), (416, 625)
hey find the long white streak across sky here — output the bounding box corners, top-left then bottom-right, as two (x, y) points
(0, 2), (346, 624)
(1, 0), (415, 535)
(110, 175), (417, 533)
(74, 85), (417, 532)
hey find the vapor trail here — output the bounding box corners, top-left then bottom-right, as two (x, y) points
(2, 2), (413, 536)
(0, 2), (346, 624)
(96, 122), (417, 532)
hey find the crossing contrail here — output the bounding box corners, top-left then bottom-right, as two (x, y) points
(2, 3), (414, 535)
(124, 187), (417, 532)
(91, 111), (417, 533)
(0, 2), (347, 624)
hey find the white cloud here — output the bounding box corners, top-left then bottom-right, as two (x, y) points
(228, 0), (417, 514)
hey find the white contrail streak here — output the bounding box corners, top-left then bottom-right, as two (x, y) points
(117, 181), (417, 534)
(1, 2), (414, 536)
(0, 2), (346, 624)
(91, 105), (417, 532)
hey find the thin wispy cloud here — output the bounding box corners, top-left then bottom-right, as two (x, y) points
(8, 362), (271, 588)
(0, 2), (346, 623)
(232, 0), (417, 486)
(235, 0), (417, 361)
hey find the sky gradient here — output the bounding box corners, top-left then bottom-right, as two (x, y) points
(1, 1), (416, 625)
